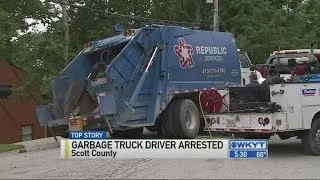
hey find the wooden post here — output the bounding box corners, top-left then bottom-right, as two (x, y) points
(213, 0), (219, 32)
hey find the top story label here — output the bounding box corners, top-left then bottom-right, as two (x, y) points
(69, 131), (107, 139)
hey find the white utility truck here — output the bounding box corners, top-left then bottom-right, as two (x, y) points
(203, 81), (320, 156)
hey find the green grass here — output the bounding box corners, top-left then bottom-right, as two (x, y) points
(0, 144), (25, 153)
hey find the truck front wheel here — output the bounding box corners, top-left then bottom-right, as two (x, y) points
(171, 99), (200, 139)
(302, 117), (320, 156)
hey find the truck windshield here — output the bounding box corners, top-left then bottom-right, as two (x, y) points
(269, 56), (308, 65)
(239, 52), (251, 68)
(272, 57), (299, 65)
(268, 53), (320, 66)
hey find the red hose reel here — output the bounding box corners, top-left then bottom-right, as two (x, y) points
(200, 90), (224, 113)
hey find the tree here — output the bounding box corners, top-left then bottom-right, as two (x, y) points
(3, 0), (320, 104)
(0, 0), (55, 61)
(218, 0), (308, 63)
(10, 23), (66, 103)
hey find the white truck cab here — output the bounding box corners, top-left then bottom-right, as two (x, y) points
(238, 49), (265, 86)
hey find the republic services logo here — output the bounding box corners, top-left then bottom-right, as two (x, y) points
(174, 37), (194, 68)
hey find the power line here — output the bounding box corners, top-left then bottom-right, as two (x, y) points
(47, 0), (199, 26)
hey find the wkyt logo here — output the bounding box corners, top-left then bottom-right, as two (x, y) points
(229, 140), (268, 150)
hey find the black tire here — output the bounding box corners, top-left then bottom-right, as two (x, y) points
(171, 99), (200, 139)
(145, 118), (162, 133)
(145, 126), (157, 132)
(198, 118), (205, 135)
(161, 102), (178, 138)
(60, 131), (69, 138)
(157, 126), (165, 137)
(302, 117), (320, 156)
(111, 127), (144, 139)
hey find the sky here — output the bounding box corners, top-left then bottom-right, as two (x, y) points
(22, 0), (61, 34)
(25, 18), (47, 32)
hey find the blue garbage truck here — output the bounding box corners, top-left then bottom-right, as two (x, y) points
(36, 25), (243, 139)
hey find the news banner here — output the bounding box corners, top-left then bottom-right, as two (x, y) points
(60, 131), (268, 159)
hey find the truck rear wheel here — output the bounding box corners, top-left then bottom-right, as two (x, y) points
(171, 99), (200, 139)
(161, 102), (177, 138)
(303, 117), (320, 156)
(145, 126), (157, 132)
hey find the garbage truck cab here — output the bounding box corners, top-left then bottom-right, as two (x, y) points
(36, 25), (252, 139)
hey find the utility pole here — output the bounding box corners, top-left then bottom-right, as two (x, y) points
(61, 0), (69, 62)
(213, 0), (219, 32)
(206, 0), (219, 32)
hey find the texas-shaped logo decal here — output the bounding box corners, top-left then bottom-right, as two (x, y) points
(174, 38), (194, 68)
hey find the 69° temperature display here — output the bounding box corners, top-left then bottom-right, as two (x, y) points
(229, 150), (268, 158)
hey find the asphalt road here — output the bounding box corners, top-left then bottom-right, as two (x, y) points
(1, 131), (320, 179)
